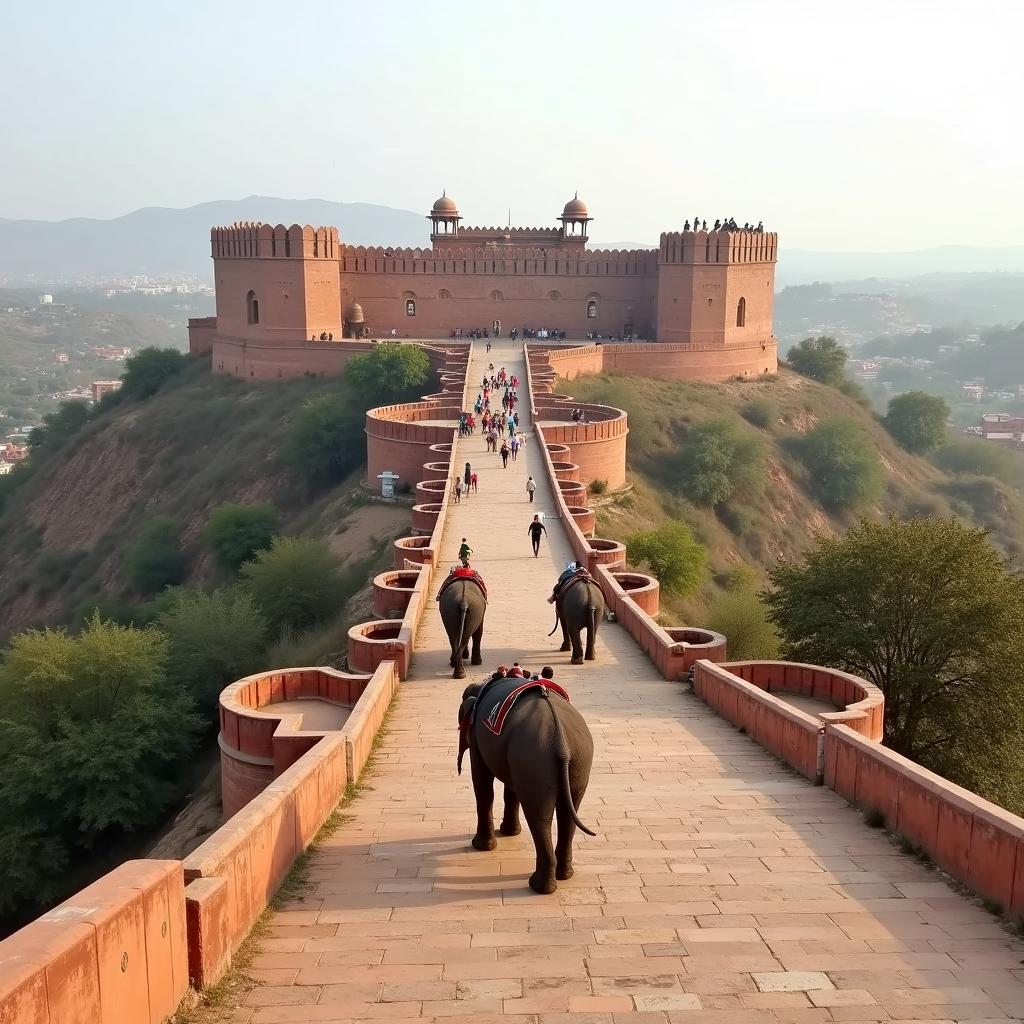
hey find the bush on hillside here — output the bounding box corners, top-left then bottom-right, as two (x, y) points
(0, 614), (200, 914)
(793, 418), (883, 511)
(345, 342), (431, 407)
(934, 438), (1024, 490)
(158, 588), (268, 713)
(676, 418), (764, 507)
(741, 398), (780, 429)
(883, 391), (950, 454)
(765, 516), (1024, 812)
(589, 479), (608, 495)
(125, 515), (187, 594)
(626, 521), (707, 596)
(121, 347), (188, 399)
(287, 395), (363, 485)
(786, 336), (848, 386)
(707, 589), (779, 660)
(240, 536), (348, 633)
(206, 502), (279, 572)
(27, 401), (90, 452)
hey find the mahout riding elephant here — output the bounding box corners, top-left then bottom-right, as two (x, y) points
(437, 576), (486, 678)
(553, 577), (606, 664)
(457, 671), (595, 893)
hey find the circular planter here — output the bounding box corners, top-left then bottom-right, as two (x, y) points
(545, 443), (569, 458)
(663, 627), (728, 672)
(557, 479), (587, 504)
(372, 569), (422, 617)
(394, 535), (432, 568)
(422, 460), (450, 477)
(415, 479), (449, 504)
(347, 620), (406, 674)
(612, 572), (660, 616)
(588, 537), (626, 567)
(429, 442), (453, 456)
(411, 503), (442, 534)
(568, 506), (596, 535)
(551, 460), (581, 482)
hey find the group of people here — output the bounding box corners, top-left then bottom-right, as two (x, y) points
(569, 407), (588, 425)
(682, 217), (765, 232)
(452, 462), (479, 504)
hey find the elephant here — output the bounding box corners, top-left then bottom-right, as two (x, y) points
(553, 578), (606, 664)
(438, 577), (486, 678)
(457, 673), (595, 893)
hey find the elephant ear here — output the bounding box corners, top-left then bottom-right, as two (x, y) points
(457, 696), (478, 775)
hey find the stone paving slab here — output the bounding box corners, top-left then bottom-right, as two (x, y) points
(230, 340), (1024, 1023)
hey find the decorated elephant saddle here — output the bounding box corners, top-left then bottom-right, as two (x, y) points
(553, 567), (593, 602)
(436, 567), (488, 602)
(480, 677), (572, 737)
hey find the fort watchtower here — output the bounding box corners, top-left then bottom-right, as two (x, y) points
(209, 222), (342, 343)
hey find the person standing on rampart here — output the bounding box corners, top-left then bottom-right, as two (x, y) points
(527, 514), (547, 556)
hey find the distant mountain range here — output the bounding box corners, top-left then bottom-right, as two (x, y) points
(2, 196), (1024, 285)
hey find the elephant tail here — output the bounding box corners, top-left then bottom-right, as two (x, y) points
(547, 606), (559, 637)
(542, 690), (597, 838)
(457, 601), (469, 649)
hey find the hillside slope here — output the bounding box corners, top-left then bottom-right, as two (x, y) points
(568, 369), (1024, 617)
(0, 362), (403, 640)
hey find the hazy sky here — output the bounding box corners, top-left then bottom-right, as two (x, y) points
(4, 0), (1023, 250)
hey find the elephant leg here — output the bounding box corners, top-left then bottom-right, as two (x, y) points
(521, 796), (556, 894)
(554, 801), (576, 881)
(499, 785), (521, 837)
(470, 621), (483, 665)
(570, 625), (584, 665)
(584, 605), (597, 661)
(558, 606), (571, 653)
(469, 751), (497, 852)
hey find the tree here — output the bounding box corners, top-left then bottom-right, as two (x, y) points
(883, 391), (950, 454)
(795, 418), (883, 511)
(207, 503), (279, 571)
(626, 521), (707, 596)
(741, 398), (779, 430)
(786, 336), (848, 386)
(934, 438), (1024, 490)
(764, 517), (1024, 810)
(121, 347), (187, 399)
(676, 418), (764, 506)
(0, 615), (199, 913)
(27, 400), (90, 452)
(126, 515), (187, 593)
(345, 342), (431, 407)
(240, 536), (348, 632)
(158, 588), (268, 712)
(707, 590), (779, 660)
(287, 394), (363, 485)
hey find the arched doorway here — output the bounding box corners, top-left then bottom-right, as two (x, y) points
(492, 319), (501, 336)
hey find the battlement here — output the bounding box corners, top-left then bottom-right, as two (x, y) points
(210, 222), (341, 260)
(659, 229), (778, 264)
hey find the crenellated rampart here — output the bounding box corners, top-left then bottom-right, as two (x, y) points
(210, 221), (340, 260)
(658, 228), (779, 264)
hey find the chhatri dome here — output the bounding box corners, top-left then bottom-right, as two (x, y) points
(562, 193), (589, 218)
(431, 191), (460, 216)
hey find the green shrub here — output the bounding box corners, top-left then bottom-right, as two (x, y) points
(883, 391), (950, 454)
(785, 336), (848, 386)
(794, 418), (883, 511)
(345, 342), (431, 407)
(627, 521), (707, 596)
(741, 398), (779, 429)
(716, 503), (753, 536)
(707, 590), (779, 660)
(0, 615), (200, 914)
(27, 401), (90, 452)
(158, 588), (268, 714)
(125, 516), (187, 594)
(287, 395), (363, 485)
(677, 418), (764, 507)
(240, 536), (348, 632)
(934, 439), (1024, 490)
(589, 479), (608, 495)
(121, 348), (188, 399)
(35, 550), (87, 596)
(720, 563), (758, 592)
(207, 503), (279, 572)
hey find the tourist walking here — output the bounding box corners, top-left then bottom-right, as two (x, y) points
(526, 475), (537, 502)
(527, 514), (547, 556)
(458, 538), (473, 566)
(510, 435), (520, 461)
(499, 441), (510, 468)
(464, 462), (472, 490)
(470, 471), (478, 493)
(454, 477), (463, 503)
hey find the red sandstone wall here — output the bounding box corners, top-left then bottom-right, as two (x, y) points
(187, 316), (217, 355)
(210, 336), (375, 379)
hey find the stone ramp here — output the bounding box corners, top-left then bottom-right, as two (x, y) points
(235, 340), (1024, 1023)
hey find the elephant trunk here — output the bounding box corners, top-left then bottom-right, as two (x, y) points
(542, 690), (597, 838)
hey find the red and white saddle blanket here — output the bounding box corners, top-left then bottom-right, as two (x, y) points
(435, 568), (488, 601)
(482, 680), (571, 736)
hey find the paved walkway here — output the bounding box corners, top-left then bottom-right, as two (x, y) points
(236, 340), (1024, 1023)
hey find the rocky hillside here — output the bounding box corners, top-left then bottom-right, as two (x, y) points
(0, 362), (404, 641)
(569, 369), (1024, 619)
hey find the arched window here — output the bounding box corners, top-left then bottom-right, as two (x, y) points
(438, 289), (451, 300)
(246, 290), (259, 325)
(736, 297), (746, 327)
(406, 299), (416, 317)
(490, 289), (503, 302)
(587, 299), (598, 319)
(548, 290), (560, 301)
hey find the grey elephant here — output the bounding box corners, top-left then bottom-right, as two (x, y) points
(457, 671), (595, 893)
(437, 574), (486, 678)
(550, 574), (606, 664)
